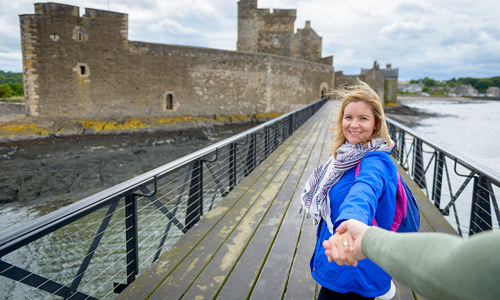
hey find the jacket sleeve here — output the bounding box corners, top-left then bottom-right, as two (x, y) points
(362, 227), (500, 300)
(334, 152), (397, 228)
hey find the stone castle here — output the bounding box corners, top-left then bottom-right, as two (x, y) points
(19, 1), (335, 119)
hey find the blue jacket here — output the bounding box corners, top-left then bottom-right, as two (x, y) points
(310, 151), (398, 297)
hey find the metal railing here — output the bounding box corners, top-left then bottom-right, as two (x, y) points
(0, 98), (327, 299)
(387, 118), (500, 237)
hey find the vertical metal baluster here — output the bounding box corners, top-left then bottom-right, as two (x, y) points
(469, 175), (492, 235)
(432, 152), (444, 209)
(228, 143), (237, 191)
(244, 133), (256, 177)
(124, 193), (139, 286)
(186, 159), (203, 229)
(414, 139), (427, 189)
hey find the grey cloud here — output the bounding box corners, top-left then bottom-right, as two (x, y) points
(394, 2), (433, 15)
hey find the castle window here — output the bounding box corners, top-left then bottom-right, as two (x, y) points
(74, 63), (89, 78)
(166, 94), (173, 110)
(274, 37), (279, 45)
(72, 26), (87, 42)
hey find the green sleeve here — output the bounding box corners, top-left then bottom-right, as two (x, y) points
(362, 227), (500, 300)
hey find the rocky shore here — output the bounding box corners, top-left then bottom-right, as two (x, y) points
(384, 104), (442, 127)
(384, 96), (460, 127)
(0, 112), (281, 144)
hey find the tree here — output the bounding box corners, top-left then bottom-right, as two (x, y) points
(8, 83), (23, 96)
(422, 77), (437, 87)
(0, 84), (14, 98)
(475, 78), (494, 93)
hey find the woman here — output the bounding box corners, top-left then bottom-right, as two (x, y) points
(301, 82), (397, 299)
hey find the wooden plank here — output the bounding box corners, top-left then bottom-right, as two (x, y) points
(218, 112), (324, 299)
(392, 280), (417, 300)
(252, 105), (335, 300)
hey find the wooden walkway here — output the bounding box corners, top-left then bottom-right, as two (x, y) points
(119, 100), (457, 300)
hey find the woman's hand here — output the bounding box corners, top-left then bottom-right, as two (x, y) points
(323, 219), (370, 266)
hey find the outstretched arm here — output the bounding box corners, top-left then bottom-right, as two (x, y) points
(326, 219), (500, 300)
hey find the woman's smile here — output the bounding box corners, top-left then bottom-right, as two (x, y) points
(342, 101), (376, 145)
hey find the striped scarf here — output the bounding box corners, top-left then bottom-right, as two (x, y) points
(300, 137), (393, 233)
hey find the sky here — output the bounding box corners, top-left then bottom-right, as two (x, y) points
(1, 0), (499, 81)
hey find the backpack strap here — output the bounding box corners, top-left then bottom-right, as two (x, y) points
(390, 173), (407, 231)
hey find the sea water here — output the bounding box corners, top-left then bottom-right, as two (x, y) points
(397, 98), (500, 177)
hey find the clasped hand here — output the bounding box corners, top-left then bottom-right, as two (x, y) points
(322, 219), (369, 267)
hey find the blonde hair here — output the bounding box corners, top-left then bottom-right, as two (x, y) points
(330, 81), (392, 158)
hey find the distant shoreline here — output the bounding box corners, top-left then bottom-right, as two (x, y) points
(398, 95), (469, 101)
(398, 95), (500, 101)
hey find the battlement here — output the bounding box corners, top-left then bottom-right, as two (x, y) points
(34, 2), (79, 16)
(256, 8), (296, 18)
(84, 7), (127, 19)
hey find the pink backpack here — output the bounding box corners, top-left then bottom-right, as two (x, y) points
(355, 162), (420, 232)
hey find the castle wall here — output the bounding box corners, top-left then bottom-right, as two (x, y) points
(20, 3), (333, 119)
(334, 71), (359, 89)
(384, 78), (398, 105)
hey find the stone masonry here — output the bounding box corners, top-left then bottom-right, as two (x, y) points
(19, 1), (334, 119)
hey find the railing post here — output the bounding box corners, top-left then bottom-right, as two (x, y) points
(469, 175), (492, 235)
(228, 143), (237, 191)
(124, 193), (139, 286)
(264, 127), (270, 158)
(186, 159), (203, 229)
(244, 133), (256, 176)
(432, 151), (445, 209)
(273, 122), (279, 150)
(398, 130), (405, 166)
(413, 139), (427, 189)
(389, 124), (398, 159)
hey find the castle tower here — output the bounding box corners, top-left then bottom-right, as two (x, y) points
(359, 61), (399, 104)
(237, 0), (259, 52)
(291, 21), (322, 62)
(19, 3), (128, 117)
(237, 0), (296, 57)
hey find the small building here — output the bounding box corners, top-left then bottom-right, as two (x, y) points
(398, 82), (423, 94)
(486, 86), (500, 97)
(453, 84), (478, 96)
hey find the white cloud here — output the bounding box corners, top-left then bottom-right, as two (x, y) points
(148, 19), (200, 35)
(1, 0), (499, 80)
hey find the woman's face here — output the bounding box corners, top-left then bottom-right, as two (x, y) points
(342, 101), (376, 145)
